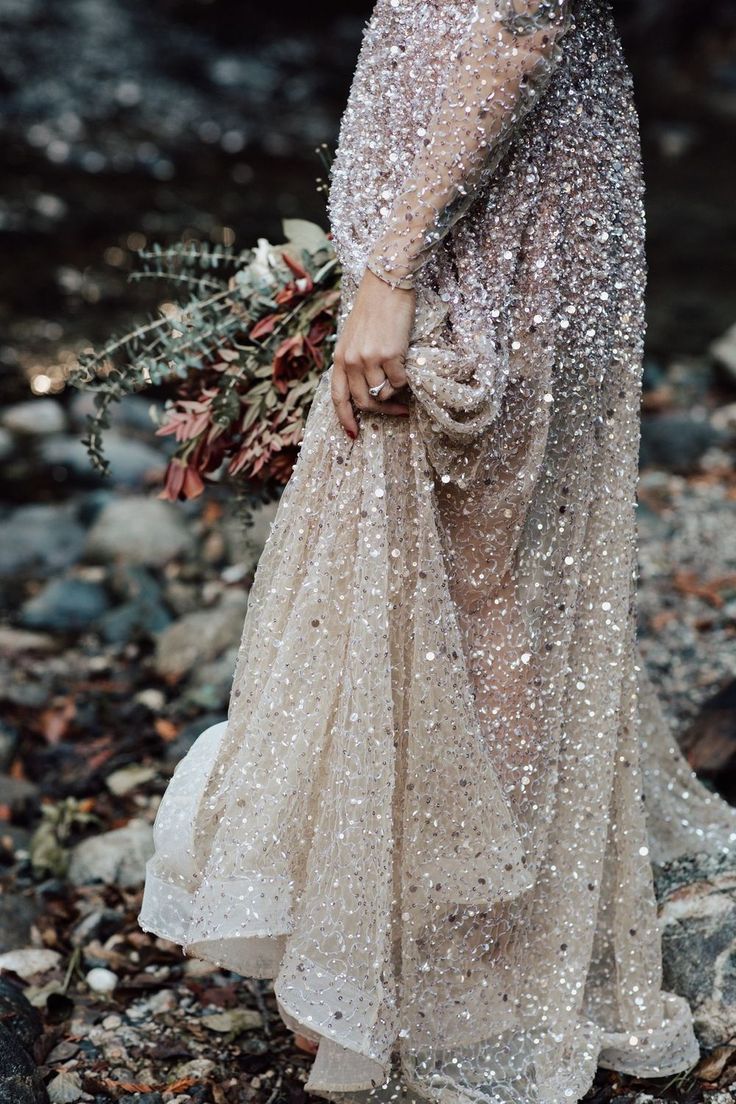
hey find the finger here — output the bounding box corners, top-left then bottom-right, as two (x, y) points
(382, 355), (408, 393)
(349, 372), (410, 418)
(362, 362), (394, 401)
(330, 362), (359, 438)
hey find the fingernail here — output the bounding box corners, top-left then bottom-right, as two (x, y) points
(346, 429), (357, 439)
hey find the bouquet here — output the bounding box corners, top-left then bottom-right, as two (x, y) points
(71, 219), (341, 502)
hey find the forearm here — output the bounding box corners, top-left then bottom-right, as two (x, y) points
(366, 0), (571, 288)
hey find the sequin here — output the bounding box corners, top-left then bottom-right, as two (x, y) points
(139, 1), (736, 1102)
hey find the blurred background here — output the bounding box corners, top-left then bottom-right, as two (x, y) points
(1, 2), (736, 1102)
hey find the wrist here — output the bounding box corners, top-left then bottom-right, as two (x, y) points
(364, 261), (416, 292)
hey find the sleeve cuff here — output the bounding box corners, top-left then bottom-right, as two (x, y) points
(364, 261), (416, 291)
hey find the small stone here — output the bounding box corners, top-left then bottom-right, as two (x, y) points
(0, 504), (86, 578)
(0, 948), (61, 979)
(0, 895), (40, 954)
(173, 1057), (216, 1079)
(68, 819), (154, 888)
(47, 1070), (83, 1103)
(0, 628), (56, 655)
(85, 497), (194, 566)
(19, 577), (110, 632)
(2, 398), (67, 435)
(135, 688), (167, 711)
(200, 1007), (263, 1034)
(41, 429), (166, 487)
(85, 967), (118, 993)
(154, 594), (247, 679)
(105, 764), (157, 796)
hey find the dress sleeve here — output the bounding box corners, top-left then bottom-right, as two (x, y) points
(365, 0), (572, 289)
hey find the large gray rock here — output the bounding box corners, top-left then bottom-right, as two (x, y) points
(656, 852), (736, 1049)
(2, 398), (66, 436)
(19, 577), (110, 632)
(639, 412), (723, 472)
(0, 504), (86, 578)
(154, 592), (247, 679)
(41, 429), (166, 487)
(0, 1022), (47, 1104)
(67, 819), (154, 888)
(84, 497), (194, 566)
(0, 894), (40, 954)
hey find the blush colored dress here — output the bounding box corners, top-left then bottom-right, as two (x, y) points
(139, 2), (736, 1102)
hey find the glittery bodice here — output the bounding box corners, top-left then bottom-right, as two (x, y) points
(140, 5), (736, 1104)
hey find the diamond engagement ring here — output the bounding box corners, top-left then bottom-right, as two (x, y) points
(368, 379), (389, 398)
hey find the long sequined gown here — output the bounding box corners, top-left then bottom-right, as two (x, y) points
(139, 1), (736, 1102)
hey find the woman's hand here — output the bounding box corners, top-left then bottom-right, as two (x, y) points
(331, 268), (416, 439)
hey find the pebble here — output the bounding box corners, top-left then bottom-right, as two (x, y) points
(85, 496), (194, 566)
(68, 819), (154, 889)
(0, 948), (61, 979)
(47, 1070), (83, 1103)
(2, 398), (67, 435)
(19, 577), (110, 632)
(85, 967), (118, 993)
(154, 593), (247, 679)
(0, 504), (86, 578)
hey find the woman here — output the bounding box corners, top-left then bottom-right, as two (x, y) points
(139, 1), (736, 1101)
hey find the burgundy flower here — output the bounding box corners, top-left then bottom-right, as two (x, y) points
(272, 334), (312, 394)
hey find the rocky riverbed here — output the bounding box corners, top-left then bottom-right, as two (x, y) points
(0, 330), (735, 1103)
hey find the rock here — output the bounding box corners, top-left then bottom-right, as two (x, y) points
(70, 391), (160, 434)
(0, 948), (61, 979)
(222, 500), (278, 573)
(41, 429), (166, 487)
(85, 967), (118, 993)
(46, 1071), (82, 1104)
(0, 504), (86, 578)
(98, 565), (172, 644)
(0, 721), (18, 771)
(0, 428), (14, 462)
(19, 577), (110, 632)
(85, 497), (194, 566)
(118, 1095), (163, 1104)
(0, 628), (56, 655)
(712, 402), (736, 434)
(105, 764), (157, 796)
(200, 1008), (262, 1034)
(70, 908), (124, 948)
(679, 679), (736, 783)
(154, 593), (247, 679)
(187, 646), (239, 710)
(2, 398), (67, 435)
(0, 977), (42, 1051)
(711, 321), (736, 383)
(67, 819), (154, 888)
(639, 413), (723, 472)
(164, 713), (226, 764)
(656, 851), (736, 1048)
(0, 774), (38, 814)
(173, 1057), (217, 1080)
(0, 894), (40, 954)
(134, 688), (166, 712)
(0, 1021), (48, 1104)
